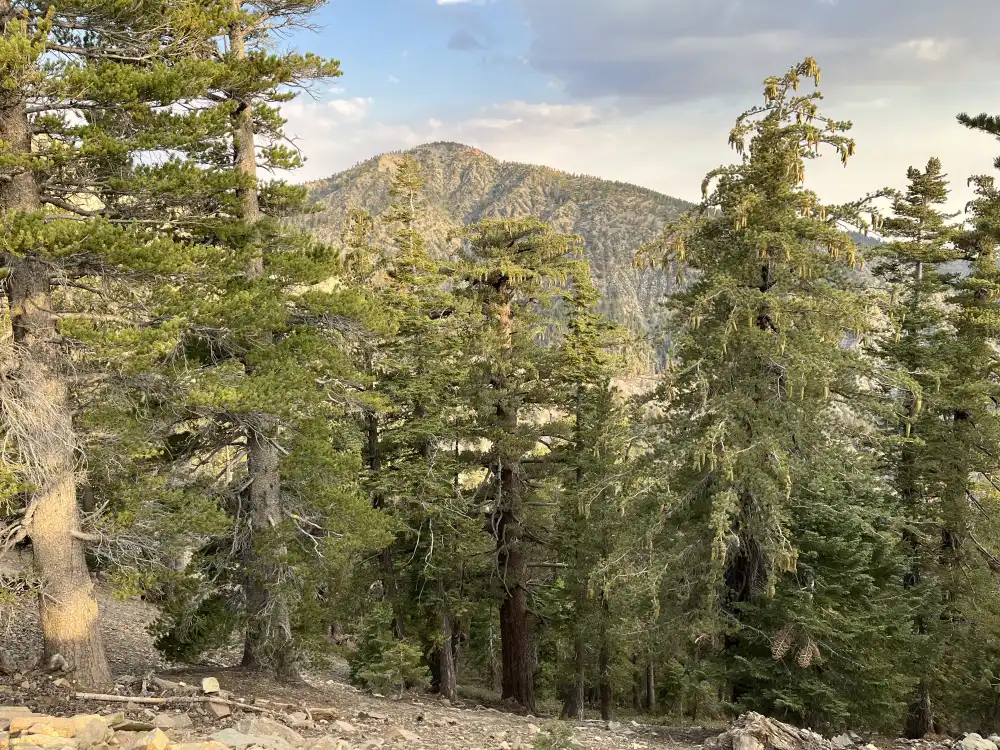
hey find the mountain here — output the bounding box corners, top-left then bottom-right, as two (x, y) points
(299, 141), (692, 334)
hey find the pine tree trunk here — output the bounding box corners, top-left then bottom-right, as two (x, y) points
(561, 633), (586, 720)
(242, 426), (298, 682)
(226, 4), (297, 680)
(493, 292), (534, 711)
(646, 661), (656, 712)
(365, 410), (406, 640)
(905, 680), (933, 739)
(0, 33), (111, 689)
(498, 504), (534, 710)
(437, 609), (458, 702)
(598, 592), (612, 721)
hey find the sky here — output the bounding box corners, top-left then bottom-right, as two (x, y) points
(280, 0), (1000, 212)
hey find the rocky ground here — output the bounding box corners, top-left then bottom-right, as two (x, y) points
(1, 587), (998, 750)
(0, 670), (713, 750)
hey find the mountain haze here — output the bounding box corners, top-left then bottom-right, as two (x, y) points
(299, 141), (691, 334)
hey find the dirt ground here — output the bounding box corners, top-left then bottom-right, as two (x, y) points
(0, 584), (715, 750)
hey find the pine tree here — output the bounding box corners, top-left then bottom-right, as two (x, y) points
(114, 0), (389, 680)
(454, 217), (589, 710)
(0, 0), (225, 688)
(638, 58), (912, 729)
(867, 158), (968, 736)
(343, 155), (487, 701)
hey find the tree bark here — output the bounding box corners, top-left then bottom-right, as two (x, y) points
(491, 289), (534, 711)
(436, 611), (458, 702)
(498, 503), (534, 710)
(242, 424), (298, 681)
(225, 2), (297, 680)
(560, 633), (585, 719)
(598, 592), (612, 721)
(364, 410), (406, 640)
(645, 661), (656, 712)
(0, 9), (111, 689)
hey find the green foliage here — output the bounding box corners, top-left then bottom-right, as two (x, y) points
(350, 604), (430, 695)
(8, 13), (1000, 732)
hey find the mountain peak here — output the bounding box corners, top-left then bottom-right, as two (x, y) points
(300, 145), (692, 333)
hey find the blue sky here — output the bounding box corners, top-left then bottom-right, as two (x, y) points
(279, 0), (1000, 211)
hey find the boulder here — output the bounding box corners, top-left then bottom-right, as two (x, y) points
(74, 719), (112, 747)
(9, 736), (79, 749)
(305, 739), (350, 750)
(201, 678), (221, 695)
(234, 719), (304, 748)
(960, 735), (998, 750)
(706, 713), (830, 750)
(209, 728), (293, 750)
(831, 735), (854, 750)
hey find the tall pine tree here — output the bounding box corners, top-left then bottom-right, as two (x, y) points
(638, 58), (912, 729)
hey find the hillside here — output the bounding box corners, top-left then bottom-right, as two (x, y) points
(298, 141), (692, 334)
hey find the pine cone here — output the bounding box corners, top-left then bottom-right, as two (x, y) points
(771, 623), (794, 660)
(796, 639), (815, 668)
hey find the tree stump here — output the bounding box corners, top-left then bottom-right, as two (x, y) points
(706, 713), (832, 750)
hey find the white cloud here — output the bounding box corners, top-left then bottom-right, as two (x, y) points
(326, 97), (373, 121)
(387, 75), (400, 84)
(885, 37), (961, 62)
(281, 81), (1000, 216)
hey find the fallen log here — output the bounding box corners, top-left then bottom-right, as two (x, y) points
(71, 693), (340, 722)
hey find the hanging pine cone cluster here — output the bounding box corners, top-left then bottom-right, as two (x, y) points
(771, 624), (820, 667)
(796, 639), (821, 668)
(771, 623), (795, 660)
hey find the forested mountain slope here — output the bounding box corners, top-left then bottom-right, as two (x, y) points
(299, 141), (691, 334)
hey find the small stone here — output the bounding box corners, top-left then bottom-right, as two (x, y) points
(357, 712), (387, 723)
(209, 729), (293, 750)
(832, 735), (854, 750)
(201, 678), (220, 695)
(111, 724), (154, 734)
(152, 714), (192, 731)
(305, 739), (349, 750)
(170, 743), (229, 750)
(332, 722), (356, 735)
(607, 721), (622, 732)
(132, 729), (169, 750)
(205, 703), (231, 720)
(123, 706), (141, 715)
(527, 724), (541, 735)
(52, 679), (72, 690)
(382, 727), (418, 743)
(288, 714), (307, 723)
